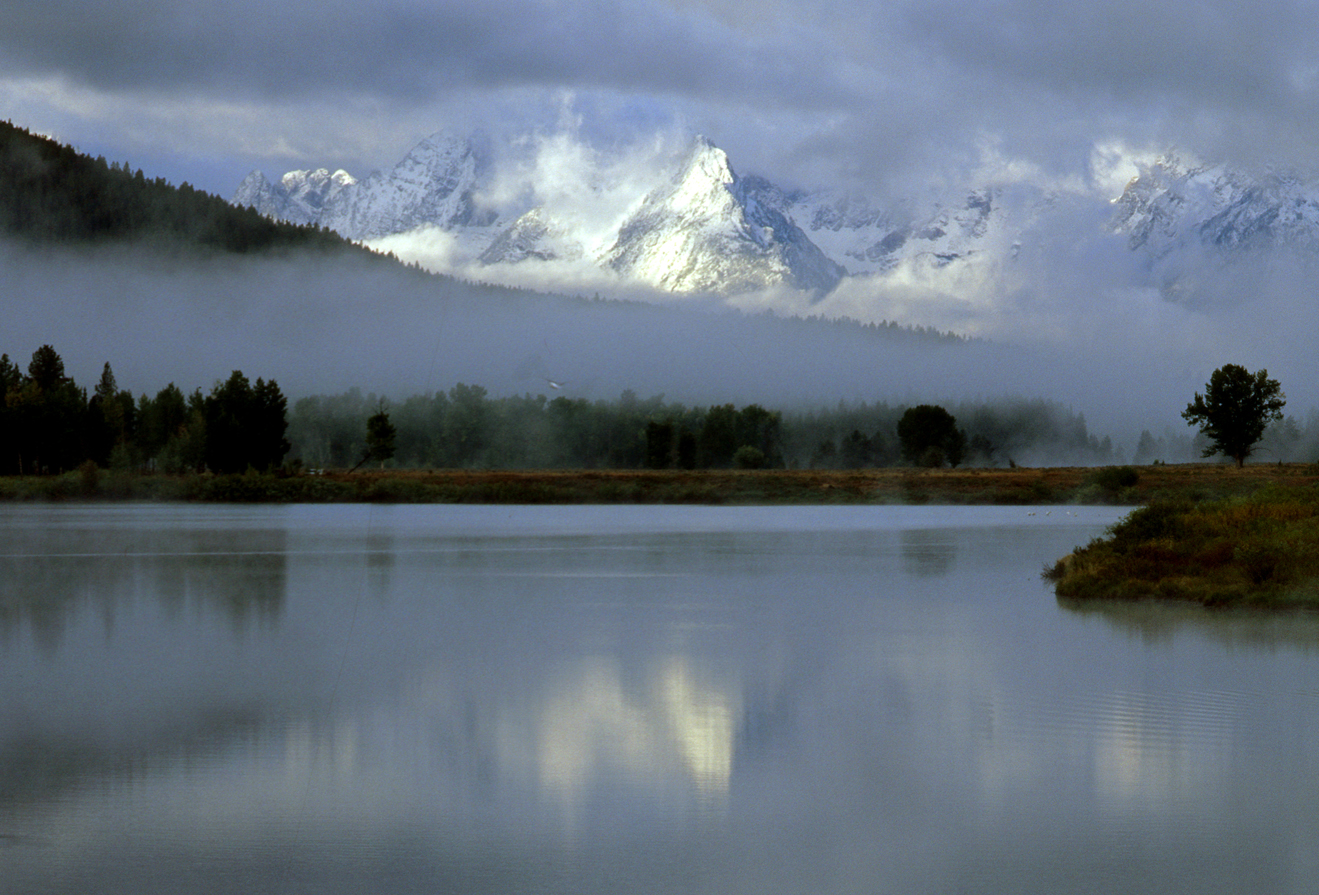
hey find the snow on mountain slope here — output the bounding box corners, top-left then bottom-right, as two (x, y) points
(788, 182), (1078, 283)
(322, 132), (493, 239)
(478, 207), (584, 264)
(1111, 157), (1319, 258)
(600, 137), (845, 296)
(233, 129), (1319, 317)
(783, 190), (899, 275)
(231, 170), (280, 218)
(232, 132), (491, 240)
(232, 168), (357, 227)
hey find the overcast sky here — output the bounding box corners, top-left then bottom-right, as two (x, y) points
(5, 0), (1319, 200)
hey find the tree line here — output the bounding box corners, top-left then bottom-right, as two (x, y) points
(288, 385), (1121, 471)
(1, 344), (1117, 476)
(22, 347), (1305, 478)
(289, 386), (789, 471)
(0, 345), (289, 476)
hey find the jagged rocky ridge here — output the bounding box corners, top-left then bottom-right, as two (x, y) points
(478, 207), (583, 265)
(236, 133), (848, 296)
(1111, 156), (1319, 257)
(234, 136), (1319, 298)
(599, 138), (844, 295)
(233, 132), (491, 240)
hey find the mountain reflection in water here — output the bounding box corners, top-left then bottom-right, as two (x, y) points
(5, 503), (1319, 895)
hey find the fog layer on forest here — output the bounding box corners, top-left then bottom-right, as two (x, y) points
(6, 240), (1316, 453)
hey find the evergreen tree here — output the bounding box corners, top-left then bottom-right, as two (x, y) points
(0, 353), (21, 474)
(138, 383), (187, 461)
(251, 377), (292, 472)
(645, 420), (676, 469)
(676, 430), (698, 470)
(87, 362), (134, 466)
(27, 344), (66, 391)
(698, 404), (740, 468)
(1, 353), (24, 393)
(10, 345), (85, 474)
(202, 371), (290, 473)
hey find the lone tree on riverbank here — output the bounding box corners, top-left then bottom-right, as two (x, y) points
(897, 404), (966, 468)
(1182, 364), (1285, 467)
(352, 402), (397, 471)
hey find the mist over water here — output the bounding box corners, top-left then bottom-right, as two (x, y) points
(8, 504), (1319, 894)
(6, 237), (1317, 449)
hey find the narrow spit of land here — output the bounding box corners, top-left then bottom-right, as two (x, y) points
(3, 462), (1317, 505)
(11, 461), (1319, 608)
(1046, 481), (1319, 610)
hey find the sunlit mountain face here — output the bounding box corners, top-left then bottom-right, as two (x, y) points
(234, 131), (1319, 332)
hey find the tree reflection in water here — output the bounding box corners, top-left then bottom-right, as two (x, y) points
(0, 526), (288, 649)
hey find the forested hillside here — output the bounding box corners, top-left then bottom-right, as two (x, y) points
(0, 120), (361, 254)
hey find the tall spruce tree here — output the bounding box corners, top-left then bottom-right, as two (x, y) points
(202, 371), (290, 473)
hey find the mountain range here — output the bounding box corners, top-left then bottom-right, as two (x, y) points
(232, 132), (492, 240)
(233, 134), (1319, 303)
(1112, 159), (1319, 257)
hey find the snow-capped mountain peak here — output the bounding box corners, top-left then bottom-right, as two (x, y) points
(232, 170), (273, 212)
(232, 167), (356, 226)
(232, 128), (1319, 311)
(666, 136), (737, 212)
(600, 137), (844, 295)
(230, 132), (491, 240)
(319, 131), (492, 239)
(1111, 156), (1319, 257)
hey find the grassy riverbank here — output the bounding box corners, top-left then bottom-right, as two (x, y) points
(1047, 485), (1319, 609)
(14, 463), (1319, 608)
(2, 462), (1317, 505)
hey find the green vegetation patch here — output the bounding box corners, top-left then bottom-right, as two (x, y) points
(1047, 485), (1319, 608)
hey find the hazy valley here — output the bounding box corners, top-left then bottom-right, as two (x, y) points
(6, 120), (1319, 460)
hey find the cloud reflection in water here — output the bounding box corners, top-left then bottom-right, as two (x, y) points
(537, 655), (736, 813)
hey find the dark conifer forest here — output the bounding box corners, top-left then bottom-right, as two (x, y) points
(0, 345), (292, 476)
(0, 120), (361, 255)
(0, 341), (1137, 475)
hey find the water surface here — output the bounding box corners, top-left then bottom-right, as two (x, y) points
(3, 503), (1319, 894)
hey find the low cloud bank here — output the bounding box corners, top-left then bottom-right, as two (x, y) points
(6, 239), (1316, 458)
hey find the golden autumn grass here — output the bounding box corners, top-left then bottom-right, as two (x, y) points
(2, 461), (1317, 506)
(1046, 484), (1319, 609)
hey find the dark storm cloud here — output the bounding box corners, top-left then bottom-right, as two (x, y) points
(0, 0), (855, 110)
(8, 0), (1319, 192)
(889, 0), (1319, 172)
(899, 0), (1314, 104)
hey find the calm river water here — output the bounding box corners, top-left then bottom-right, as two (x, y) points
(3, 503), (1319, 894)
